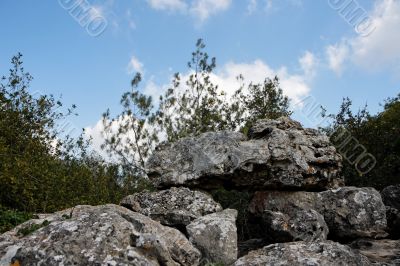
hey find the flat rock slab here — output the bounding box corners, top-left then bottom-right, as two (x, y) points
(147, 117), (343, 191)
(249, 187), (387, 240)
(120, 187), (222, 227)
(0, 204), (201, 266)
(234, 241), (372, 266)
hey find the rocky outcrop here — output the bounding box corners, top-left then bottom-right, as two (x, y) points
(0, 205), (201, 266)
(234, 241), (371, 266)
(147, 117), (343, 191)
(249, 187), (387, 240)
(1, 118), (397, 265)
(350, 239), (400, 265)
(381, 185), (400, 210)
(261, 209), (329, 242)
(186, 209), (238, 265)
(120, 187), (222, 227)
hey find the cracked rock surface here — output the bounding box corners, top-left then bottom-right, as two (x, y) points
(147, 117), (343, 191)
(249, 187), (387, 240)
(120, 187), (222, 227)
(0, 204), (201, 266)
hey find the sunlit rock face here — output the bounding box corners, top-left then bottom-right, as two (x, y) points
(147, 117), (343, 191)
(0, 205), (201, 266)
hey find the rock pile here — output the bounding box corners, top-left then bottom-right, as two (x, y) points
(1, 117), (399, 265)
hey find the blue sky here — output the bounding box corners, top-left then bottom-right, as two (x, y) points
(1, 0), (399, 147)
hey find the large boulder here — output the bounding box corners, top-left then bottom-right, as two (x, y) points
(0, 204), (201, 266)
(350, 239), (400, 265)
(234, 241), (371, 266)
(147, 117), (343, 191)
(120, 187), (222, 227)
(381, 184), (400, 210)
(186, 209), (238, 265)
(249, 187), (387, 240)
(261, 208), (329, 243)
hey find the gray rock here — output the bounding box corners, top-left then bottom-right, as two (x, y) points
(234, 240), (371, 266)
(249, 187), (387, 240)
(261, 208), (329, 242)
(186, 209), (238, 265)
(319, 187), (388, 239)
(147, 117), (343, 191)
(0, 204), (201, 266)
(120, 187), (222, 227)
(350, 239), (400, 265)
(381, 185), (400, 210)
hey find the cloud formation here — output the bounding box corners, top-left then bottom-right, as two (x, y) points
(146, 0), (232, 22)
(326, 0), (400, 74)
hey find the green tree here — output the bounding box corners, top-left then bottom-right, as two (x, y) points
(0, 54), (148, 216)
(103, 39), (292, 175)
(323, 95), (400, 189)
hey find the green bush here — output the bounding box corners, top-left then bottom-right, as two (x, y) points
(0, 206), (36, 234)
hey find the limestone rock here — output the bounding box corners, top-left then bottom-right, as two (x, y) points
(120, 187), (222, 227)
(0, 204), (201, 266)
(350, 239), (400, 265)
(146, 117), (343, 191)
(249, 187), (387, 240)
(234, 241), (371, 266)
(261, 208), (328, 242)
(186, 209), (238, 265)
(381, 184), (400, 210)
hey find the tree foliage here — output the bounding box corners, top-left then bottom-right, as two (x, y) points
(102, 39), (292, 173)
(0, 54), (151, 215)
(324, 95), (400, 189)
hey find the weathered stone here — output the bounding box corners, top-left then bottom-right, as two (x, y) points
(0, 204), (201, 266)
(381, 184), (400, 210)
(249, 187), (387, 240)
(187, 209), (238, 265)
(120, 187), (222, 227)
(350, 239), (400, 265)
(147, 117), (343, 191)
(261, 208), (328, 242)
(234, 241), (371, 266)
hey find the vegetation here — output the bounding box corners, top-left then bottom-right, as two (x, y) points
(102, 39), (291, 174)
(0, 53), (153, 232)
(323, 95), (400, 190)
(1, 40), (398, 238)
(17, 220), (50, 237)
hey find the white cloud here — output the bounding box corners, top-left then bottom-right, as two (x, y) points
(190, 0), (231, 22)
(326, 41), (349, 76)
(325, 0), (400, 74)
(147, 0), (187, 11)
(86, 56), (314, 156)
(127, 55), (144, 74)
(146, 0), (232, 22)
(247, 0), (257, 14)
(210, 59), (311, 103)
(299, 51), (317, 78)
